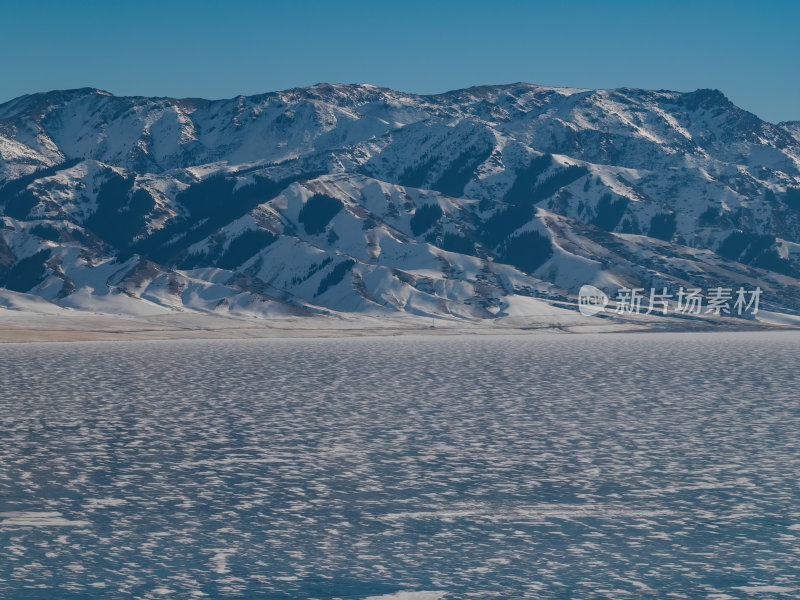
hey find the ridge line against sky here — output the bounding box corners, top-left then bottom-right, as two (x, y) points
(1, 0), (798, 123)
(0, 82), (787, 120)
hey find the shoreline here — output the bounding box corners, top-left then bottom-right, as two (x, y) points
(0, 310), (793, 344)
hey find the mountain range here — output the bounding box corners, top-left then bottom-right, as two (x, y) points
(1, 83), (800, 324)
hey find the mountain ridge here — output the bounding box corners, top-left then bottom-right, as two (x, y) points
(1, 82), (800, 325)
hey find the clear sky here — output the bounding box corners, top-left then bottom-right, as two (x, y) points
(1, 0), (797, 123)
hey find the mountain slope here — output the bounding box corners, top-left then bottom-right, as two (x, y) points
(1, 83), (800, 322)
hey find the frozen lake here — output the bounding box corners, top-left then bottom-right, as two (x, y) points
(0, 332), (799, 599)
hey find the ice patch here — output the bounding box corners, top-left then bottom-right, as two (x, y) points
(207, 549), (234, 574)
(85, 498), (127, 508)
(381, 503), (674, 522)
(0, 511), (91, 527)
(734, 586), (797, 594)
(364, 592), (446, 600)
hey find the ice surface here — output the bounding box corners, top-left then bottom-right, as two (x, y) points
(0, 332), (798, 599)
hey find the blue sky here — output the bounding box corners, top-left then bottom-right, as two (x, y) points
(1, 0), (797, 123)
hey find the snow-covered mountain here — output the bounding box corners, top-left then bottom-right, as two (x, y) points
(2, 83), (800, 321)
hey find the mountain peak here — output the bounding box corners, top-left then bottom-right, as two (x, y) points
(680, 88), (732, 110)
